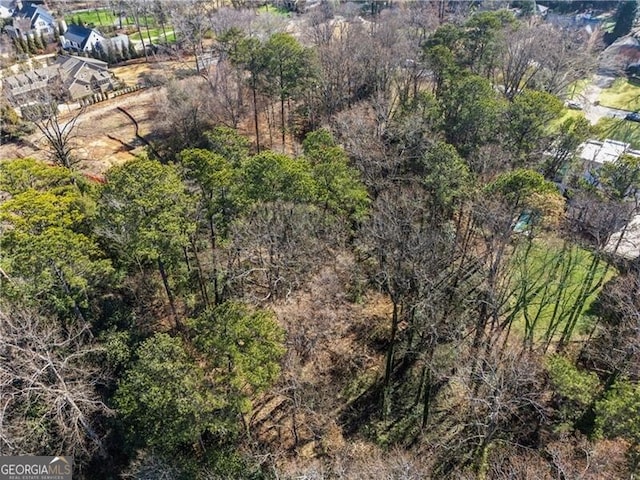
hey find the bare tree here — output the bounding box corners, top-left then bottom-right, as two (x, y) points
(227, 201), (346, 302)
(7, 77), (84, 170)
(170, 0), (216, 72)
(153, 77), (214, 155)
(0, 306), (112, 459)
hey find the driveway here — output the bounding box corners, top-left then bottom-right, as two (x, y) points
(581, 73), (636, 124)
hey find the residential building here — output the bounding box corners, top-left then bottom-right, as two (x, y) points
(2, 54), (118, 102)
(56, 55), (116, 100)
(61, 24), (130, 56)
(0, 0), (16, 19)
(579, 138), (640, 181)
(61, 24), (106, 53)
(5, 2), (56, 40)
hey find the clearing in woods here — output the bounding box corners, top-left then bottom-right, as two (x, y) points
(0, 60), (188, 177)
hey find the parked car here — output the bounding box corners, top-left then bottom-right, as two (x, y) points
(625, 112), (640, 122)
(566, 100), (583, 110)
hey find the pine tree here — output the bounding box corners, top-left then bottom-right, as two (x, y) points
(26, 35), (36, 55)
(33, 33), (45, 52)
(121, 41), (131, 61)
(106, 43), (116, 64)
(18, 38), (28, 55)
(13, 37), (24, 55)
(39, 31), (48, 50)
(606, 0), (638, 45)
(114, 41), (124, 63)
(127, 41), (137, 59)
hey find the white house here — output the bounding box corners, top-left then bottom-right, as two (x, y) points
(0, 0), (16, 19)
(579, 138), (640, 176)
(605, 214), (640, 260)
(579, 139), (633, 170)
(61, 24), (106, 53)
(5, 2), (57, 40)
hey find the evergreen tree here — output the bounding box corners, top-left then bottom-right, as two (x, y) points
(127, 40), (137, 59)
(606, 0), (638, 44)
(33, 32), (45, 52)
(26, 35), (36, 55)
(18, 37), (28, 55)
(105, 43), (116, 64)
(13, 37), (24, 55)
(113, 41), (123, 63)
(40, 31), (48, 49)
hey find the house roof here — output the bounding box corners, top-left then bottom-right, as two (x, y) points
(54, 54), (108, 72)
(0, 1), (15, 18)
(579, 139), (632, 166)
(15, 2), (54, 27)
(3, 54), (114, 100)
(62, 24), (105, 50)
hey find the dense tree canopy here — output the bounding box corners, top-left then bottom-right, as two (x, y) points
(1, 2), (633, 479)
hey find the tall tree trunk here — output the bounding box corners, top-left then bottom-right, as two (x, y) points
(144, 10), (153, 48)
(209, 217), (221, 305)
(382, 299), (400, 419)
(158, 257), (179, 329)
(161, 20), (168, 45)
(133, 8), (148, 62)
(190, 237), (210, 308)
(252, 75), (260, 152)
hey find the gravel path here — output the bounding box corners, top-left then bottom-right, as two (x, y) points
(579, 73), (635, 125)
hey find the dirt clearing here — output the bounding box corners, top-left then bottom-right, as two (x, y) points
(0, 58), (196, 177)
(0, 87), (162, 177)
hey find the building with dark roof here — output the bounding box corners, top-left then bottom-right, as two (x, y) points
(3, 55), (118, 103)
(61, 24), (106, 53)
(5, 1), (56, 40)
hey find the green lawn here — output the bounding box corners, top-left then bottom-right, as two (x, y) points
(129, 28), (160, 41)
(508, 238), (616, 344)
(547, 108), (585, 132)
(567, 78), (590, 99)
(66, 11), (161, 30)
(129, 29), (175, 43)
(595, 117), (640, 149)
(256, 4), (292, 16)
(601, 19), (615, 33)
(66, 9), (118, 27)
(598, 77), (640, 111)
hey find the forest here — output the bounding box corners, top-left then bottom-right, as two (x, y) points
(2, 1), (640, 478)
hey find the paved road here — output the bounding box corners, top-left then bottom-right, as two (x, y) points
(581, 73), (635, 125)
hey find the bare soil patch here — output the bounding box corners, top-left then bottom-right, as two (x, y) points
(0, 87), (161, 176)
(0, 59), (197, 176)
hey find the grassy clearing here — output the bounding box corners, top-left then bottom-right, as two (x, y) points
(567, 79), (590, 99)
(130, 29), (176, 43)
(594, 117), (640, 149)
(66, 9), (118, 27)
(256, 4), (292, 16)
(598, 77), (640, 111)
(129, 28), (160, 41)
(508, 238), (616, 344)
(547, 108), (585, 132)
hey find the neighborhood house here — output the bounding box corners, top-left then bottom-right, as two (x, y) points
(5, 1), (56, 40)
(3, 55), (118, 102)
(579, 138), (640, 179)
(61, 24), (106, 53)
